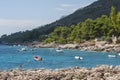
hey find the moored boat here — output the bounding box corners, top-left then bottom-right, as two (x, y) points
(19, 48), (27, 52)
(56, 49), (63, 53)
(56, 48), (63, 53)
(118, 53), (120, 56)
(108, 55), (117, 58)
(33, 55), (43, 61)
(74, 56), (83, 60)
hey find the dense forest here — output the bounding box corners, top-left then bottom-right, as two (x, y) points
(44, 6), (120, 44)
(0, 0), (120, 44)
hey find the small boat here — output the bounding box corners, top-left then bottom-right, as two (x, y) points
(56, 49), (63, 53)
(108, 55), (117, 58)
(19, 48), (26, 51)
(13, 45), (16, 47)
(74, 56), (83, 60)
(30, 49), (34, 51)
(118, 53), (120, 56)
(56, 48), (63, 53)
(33, 55), (43, 61)
(17, 44), (21, 47)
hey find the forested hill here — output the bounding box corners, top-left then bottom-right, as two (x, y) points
(60, 0), (120, 25)
(1, 0), (120, 44)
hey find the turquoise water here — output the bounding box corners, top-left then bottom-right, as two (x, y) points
(0, 45), (120, 70)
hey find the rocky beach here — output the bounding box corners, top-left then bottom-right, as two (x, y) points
(0, 65), (120, 80)
(30, 41), (120, 53)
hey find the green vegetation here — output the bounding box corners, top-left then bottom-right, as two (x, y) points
(44, 7), (120, 44)
(1, 0), (120, 44)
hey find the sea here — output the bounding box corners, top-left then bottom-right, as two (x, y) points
(0, 45), (120, 70)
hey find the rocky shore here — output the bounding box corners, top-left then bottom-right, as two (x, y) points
(0, 65), (120, 80)
(30, 41), (120, 53)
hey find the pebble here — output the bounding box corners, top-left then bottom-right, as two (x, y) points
(0, 65), (120, 80)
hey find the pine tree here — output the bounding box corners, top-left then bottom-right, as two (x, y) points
(110, 6), (116, 26)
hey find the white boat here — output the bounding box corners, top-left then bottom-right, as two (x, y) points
(56, 48), (63, 53)
(19, 48), (27, 51)
(74, 56), (83, 60)
(108, 55), (117, 58)
(17, 44), (21, 47)
(13, 45), (16, 47)
(118, 53), (120, 56)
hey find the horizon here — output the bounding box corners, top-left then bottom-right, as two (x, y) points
(0, 0), (97, 37)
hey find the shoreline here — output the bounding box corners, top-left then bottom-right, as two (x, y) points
(29, 42), (120, 53)
(0, 44), (120, 79)
(0, 65), (120, 80)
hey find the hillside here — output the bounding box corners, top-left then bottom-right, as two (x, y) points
(1, 0), (120, 44)
(40, 0), (120, 29)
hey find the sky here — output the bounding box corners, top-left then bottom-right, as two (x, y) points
(0, 0), (97, 37)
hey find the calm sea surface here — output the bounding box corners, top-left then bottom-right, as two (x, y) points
(0, 45), (120, 70)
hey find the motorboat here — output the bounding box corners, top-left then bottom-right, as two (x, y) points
(74, 56), (83, 60)
(108, 55), (117, 58)
(118, 53), (120, 56)
(33, 55), (43, 61)
(56, 49), (63, 53)
(21, 48), (26, 51)
(56, 48), (63, 53)
(19, 48), (27, 51)
(17, 44), (21, 47)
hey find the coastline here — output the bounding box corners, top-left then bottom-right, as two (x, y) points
(29, 41), (120, 53)
(0, 65), (120, 80)
(1, 42), (120, 79)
